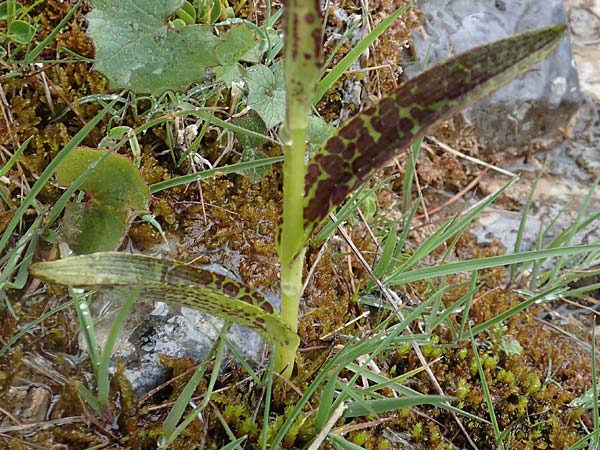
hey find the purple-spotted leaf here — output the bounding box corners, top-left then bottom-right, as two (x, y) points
(303, 25), (566, 237)
(30, 252), (299, 354)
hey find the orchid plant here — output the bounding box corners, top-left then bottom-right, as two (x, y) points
(31, 0), (566, 379)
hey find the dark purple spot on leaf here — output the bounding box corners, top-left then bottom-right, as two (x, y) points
(342, 142), (357, 159)
(305, 163), (320, 188)
(259, 301), (274, 314)
(352, 154), (372, 177)
(223, 282), (239, 297)
(357, 129), (375, 151)
(331, 185), (350, 204)
(325, 136), (344, 153)
(312, 28), (322, 59)
(239, 294), (255, 305)
(397, 117), (414, 133)
(320, 154), (342, 174)
(409, 106), (431, 123)
(338, 122), (362, 140)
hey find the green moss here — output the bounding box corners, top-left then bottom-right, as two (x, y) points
(422, 335), (443, 358)
(497, 368), (516, 386)
(517, 395), (529, 417)
(456, 378), (470, 399)
(411, 421), (424, 439)
(483, 353), (499, 371)
(526, 373), (542, 394)
(376, 440), (391, 450)
(352, 431), (368, 445)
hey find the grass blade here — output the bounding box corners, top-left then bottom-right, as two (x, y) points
(470, 284), (567, 335)
(386, 244), (600, 285)
(0, 137), (31, 178)
(150, 156), (283, 193)
(510, 159), (547, 283)
(470, 330), (504, 449)
(343, 394), (453, 418)
(96, 285), (142, 408)
(23, 0), (83, 65)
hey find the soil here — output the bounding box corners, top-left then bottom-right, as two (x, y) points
(0, 1), (598, 449)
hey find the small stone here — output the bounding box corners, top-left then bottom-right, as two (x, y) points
(3, 386), (51, 424)
(81, 261), (277, 396)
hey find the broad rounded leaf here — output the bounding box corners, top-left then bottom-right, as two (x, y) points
(62, 202), (128, 254)
(244, 62), (286, 129)
(214, 24), (261, 86)
(86, 0), (219, 95)
(56, 147), (150, 253)
(8, 20), (36, 44)
(57, 147), (149, 211)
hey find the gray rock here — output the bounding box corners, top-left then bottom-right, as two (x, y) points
(80, 262), (277, 396)
(567, 0), (600, 101)
(407, 0), (581, 151)
(471, 96), (600, 254)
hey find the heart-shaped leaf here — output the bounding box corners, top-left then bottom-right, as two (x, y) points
(86, 0), (219, 95)
(303, 25), (566, 238)
(30, 252), (299, 354)
(56, 148), (150, 254)
(214, 24), (261, 86)
(8, 19), (36, 44)
(245, 62), (286, 129)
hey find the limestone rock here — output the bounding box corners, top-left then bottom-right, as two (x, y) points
(408, 0), (581, 151)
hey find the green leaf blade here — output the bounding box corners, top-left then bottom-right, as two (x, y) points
(303, 25), (566, 235)
(30, 253), (299, 354)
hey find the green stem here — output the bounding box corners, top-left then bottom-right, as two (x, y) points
(276, 0), (322, 378)
(276, 127), (307, 377)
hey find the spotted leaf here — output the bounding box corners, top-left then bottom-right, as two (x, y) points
(303, 25), (566, 237)
(30, 252), (299, 354)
